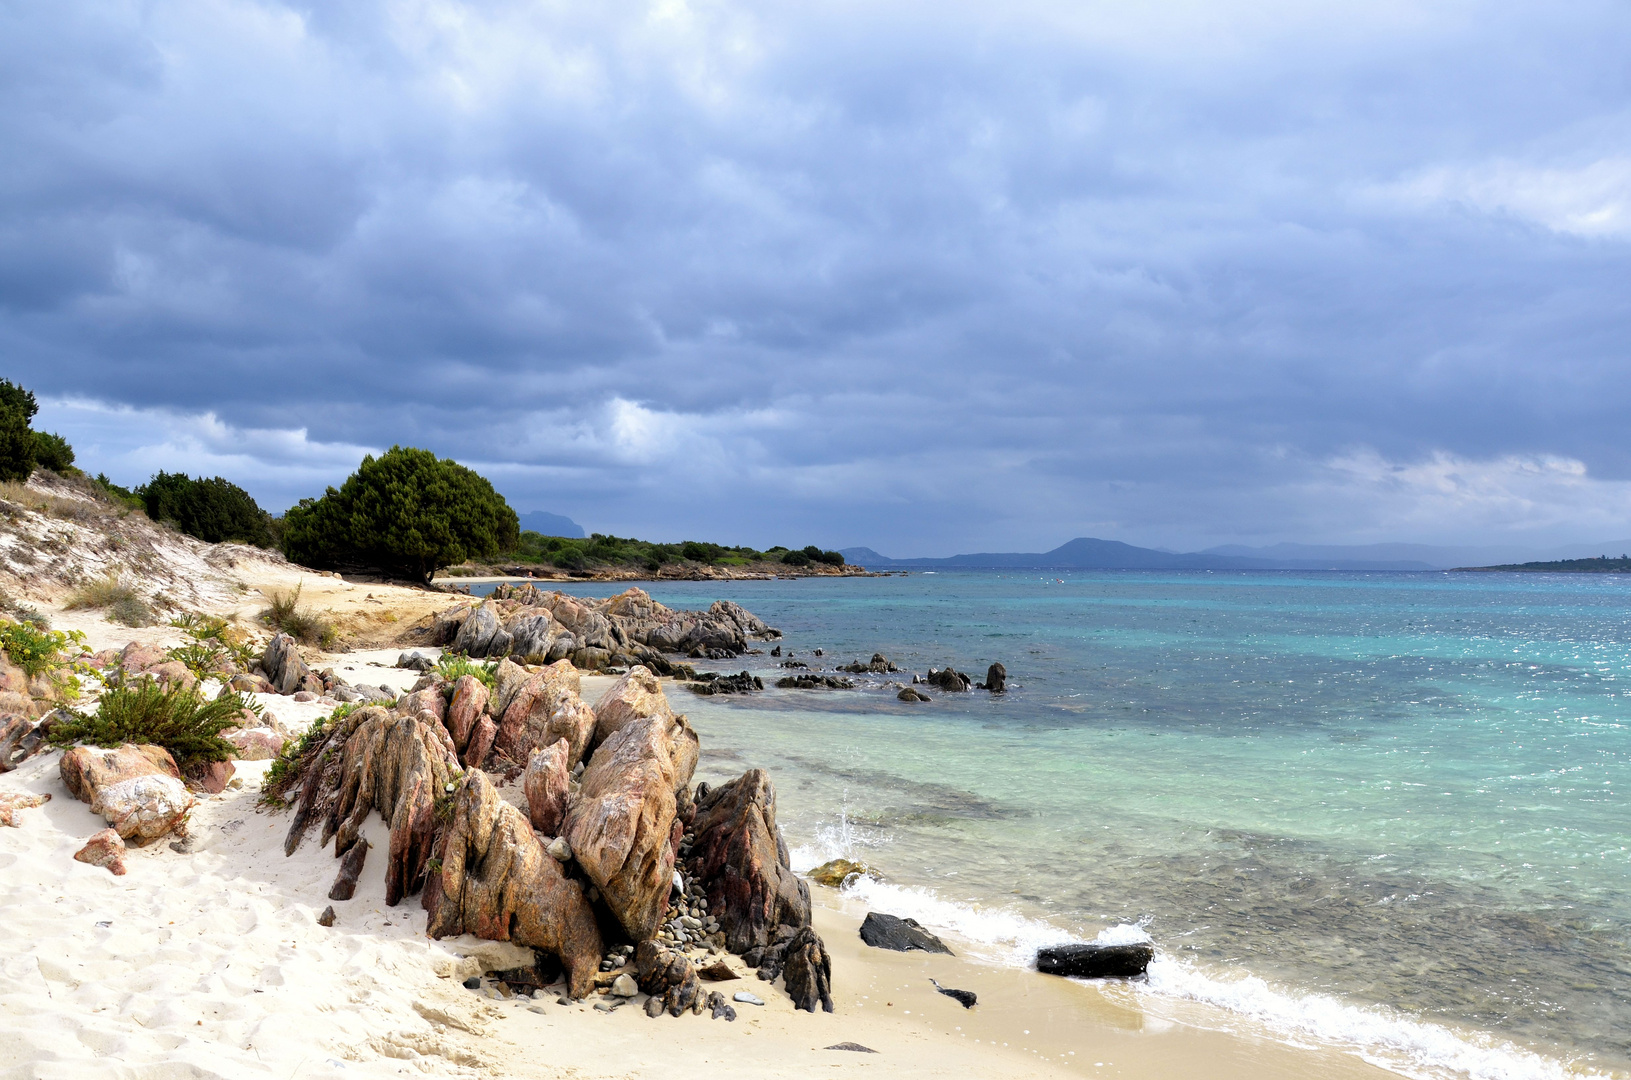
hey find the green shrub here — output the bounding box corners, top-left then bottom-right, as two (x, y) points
(437, 652), (497, 688)
(31, 431), (74, 473)
(0, 620), (85, 681)
(281, 446), (519, 584)
(51, 682), (249, 769)
(138, 471), (274, 547)
(261, 585), (337, 648)
(0, 380), (38, 483)
(783, 545), (844, 567)
(170, 612), (257, 670)
(781, 548), (811, 566)
(94, 473), (145, 511)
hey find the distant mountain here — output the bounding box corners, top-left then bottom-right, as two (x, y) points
(840, 536), (1631, 571)
(517, 510), (585, 539)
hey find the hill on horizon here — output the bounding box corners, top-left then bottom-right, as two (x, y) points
(517, 510), (585, 539)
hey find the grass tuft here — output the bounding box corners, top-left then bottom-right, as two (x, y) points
(260, 584), (337, 649)
(65, 573), (156, 626)
(437, 652), (497, 689)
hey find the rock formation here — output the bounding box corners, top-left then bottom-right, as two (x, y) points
(60, 743), (195, 844)
(983, 662), (1007, 692)
(0, 789), (49, 827)
(260, 634), (321, 696)
(521, 740), (570, 836)
(426, 770), (603, 998)
(685, 769), (810, 953)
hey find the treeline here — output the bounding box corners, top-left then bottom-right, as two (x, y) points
(0, 378), (842, 582)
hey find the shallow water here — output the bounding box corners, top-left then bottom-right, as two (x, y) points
(491, 571), (1631, 1078)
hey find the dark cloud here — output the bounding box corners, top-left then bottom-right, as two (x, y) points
(7, 0), (1631, 553)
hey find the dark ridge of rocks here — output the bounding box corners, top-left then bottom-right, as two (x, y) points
(775, 675), (855, 690)
(858, 912), (953, 954)
(1035, 942), (1154, 978)
(826, 1043), (878, 1053)
(839, 653), (898, 674)
(686, 671), (763, 696)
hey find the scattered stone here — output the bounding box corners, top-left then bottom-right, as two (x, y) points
(643, 995), (666, 1018)
(610, 973), (638, 997)
(858, 912), (953, 954)
(826, 1043), (878, 1053)
(807, 858), (878, 888)
(74, 828), (128, 875)
(0, 789), (49, 827)
(1035, 942), (1154, 978)
(396, 651), (435, 672)
(168, 834), (195, 854)
(930, 977), (977, 1008)
(291, 690), (317, 703)
(462, 976), (482, 990)
(87, 766), (196, 844)
(732, 991), (764, 1006)
(546, 836), (571, 862)
(896, 687), (931, 702)
(527, 1005), (546, 1014)
(775, 675), (855, 690)
(706, 991), (737, 1020)
(317, 905), (337, 927)
(697, 959), (739, 981)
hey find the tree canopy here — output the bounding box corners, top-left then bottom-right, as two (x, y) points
(140, 471), (275, 547)
(281, 446), (519, 583)
(0, 380), (39, 482)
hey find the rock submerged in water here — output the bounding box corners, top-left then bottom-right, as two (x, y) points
(1035, 941), (1154, 978)
(858, 912), (953, 954)
(983, 662), (1007, 692)
(807, 858), (878, 888)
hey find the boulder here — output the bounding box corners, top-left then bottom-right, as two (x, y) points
(91, 773), (197, 844)
(983, 662), (1007, 692)
(925, 667), (971, 692)
(590, 666), (697, 778)
(505, 616), (563, 664)
(226, 727), (287, 761)
(495, 661), (587, 765)
(778, 926), (834, 1013)
(396, 651), (435, 672)
(896, 687), (930, 702)
(400, 686), (445, 724)
(634, 940), (702, 1017)
(426, 769), (603, 999)
(146, 660), (196, 692)
(229, 673), (276, 694)
(119, 642), (166, 674)
(184, 758), (236, 794)
(489, 658), (532, 719)
(858, 912), (952, 954)
(685, 769), (810, 953)
(521, 741), (571, 836)
(0, 789), (50, 827)
(807, 858), (878, 888)
(431, 602), (473, 645)
(60, 743), (179, 802)
(562, 712), (684, 941)
(74, 828), (128, 875)
(1035, 942), (1154, 978)
(261, 634), (316, 696)
(445, 675), (489, 752)
(464, 714), (497, 769)
(451, 604), (499, 657)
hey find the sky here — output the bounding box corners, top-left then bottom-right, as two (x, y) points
(4, 0), (1630, 556)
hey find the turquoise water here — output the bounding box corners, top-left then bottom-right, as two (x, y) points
(496, 571), (1631, 1077)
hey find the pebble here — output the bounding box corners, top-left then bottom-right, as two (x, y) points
(547, 836), (571, 862)
(733, 991), (765, 1006)
(462, 977), (481, 990)
(528, 1006), (546, 1015)
(317, 905), (336, 927)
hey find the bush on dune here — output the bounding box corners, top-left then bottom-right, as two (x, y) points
(139, 471), (274, 547)
(281, 446), (519, 584)
(0, 380), (39, 483)
(65, 574), (156, 627)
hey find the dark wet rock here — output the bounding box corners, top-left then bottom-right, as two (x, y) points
(930, 978), (977, 1008)
(983, 662), (1007, 692)
(779, 926), (834, 1013)
(858, 912), (953, 954)
(779, 660), (809, 669)
(685, 769), (810, 953)
(687, 671), (763, 696)
(826, 1043), (878, 1053)
(840, 653), (898, 674)
(775, 675), (855, 690)
(770, 646), (781, 657)
(1035, 942), (1154, 978)
(924, 667), (972, 692)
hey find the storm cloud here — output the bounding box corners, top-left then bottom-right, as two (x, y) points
(5, 0), (1630, 553)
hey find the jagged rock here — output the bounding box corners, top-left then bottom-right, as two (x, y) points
(282, 707), (457, 906)
(317, 905), (337, 926)
(505, 615), (565, 664)
(697, 959), (739, 981)
(396, 651), (435, 672)
(261, 634), (322, 696)
(685, 769), (810, 953)
(1035, 942), (1154, 978)
(983, 662), (1007, 692)
(858, 912), (952, 954)
(445, 675), (489, 753)
(426, 769), (603, 999)
(329, 837), (368, 900)
(589, 666), (697, 789)
(489, 658), (531, 719)
(779, 926), (834, 1013)
(464, 714), (497, 770)
(431, 602), (473, 645)
(563, 711), (686, 941)
(0, 789), (49, 827)
(840, 653), (898, 674)
(807, 858), (878, 888)
(706, 991), (737, 1020)
(634, 940), (701, 1017)
(496, 661), (590, 766)
(451, 604), (499, 657)
(61, 744), (195, 844)
(184, 758), (235, 794)
(74, 828), (128, 875)
(521, 741), (570, 836)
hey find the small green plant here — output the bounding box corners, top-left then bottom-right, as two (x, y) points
(170, 612), (257, 670)
(437, 652), (497, 688)
(64, 573), (155, 627)
(0, 619), (86, 683)
(260, 702), (356, 808)
(50, 682), (251, 769)
(260, 584), (337, 648)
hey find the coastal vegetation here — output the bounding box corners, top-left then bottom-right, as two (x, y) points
(500, 533), (846, 574)
(280, 446), (519, 583)
(64, 573), (156, 627)
(258, 585), (336, 648)
(50, 681), (251, 770)
(139, 471), (274, 547)
(0, 378), (76, 483)
(1458, 555), (1631, 573)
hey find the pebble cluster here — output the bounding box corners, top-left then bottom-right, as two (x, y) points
(654, 835), (721, 950)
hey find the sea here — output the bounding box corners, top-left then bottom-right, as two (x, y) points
(478, 570), (1631, 1079)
